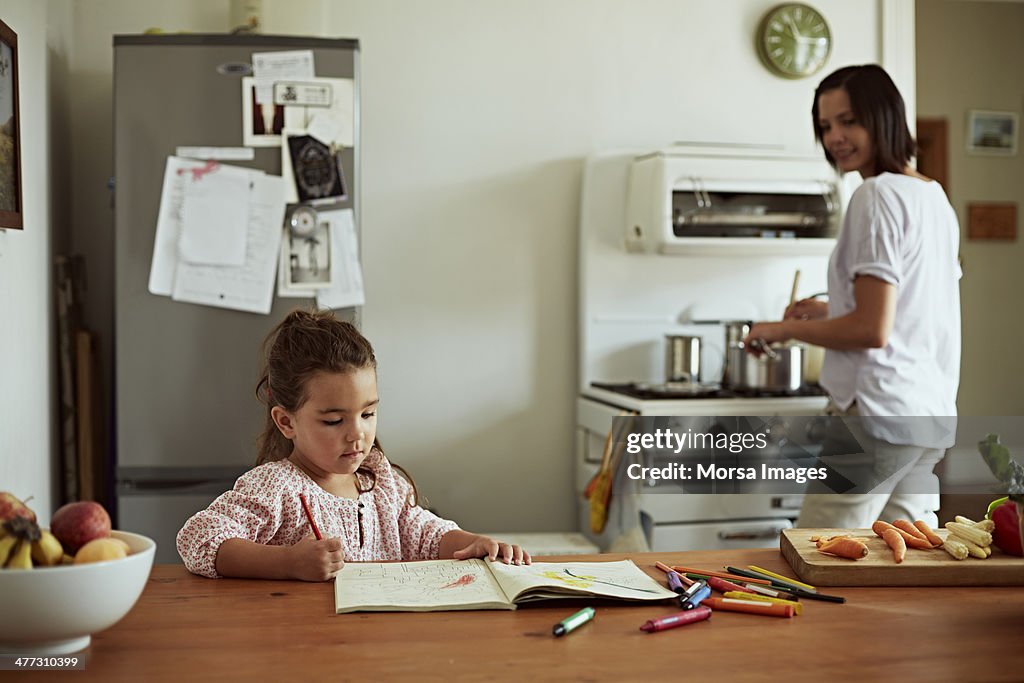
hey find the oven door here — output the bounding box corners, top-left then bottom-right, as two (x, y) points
(650, 518), (793, 552)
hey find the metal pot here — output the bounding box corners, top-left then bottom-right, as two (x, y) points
(725, 341), (804, 392)
(665, 335), (702, 383)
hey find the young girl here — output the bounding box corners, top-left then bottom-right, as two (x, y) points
(177, 309), (531, 580)
(745, 64), (961, 529)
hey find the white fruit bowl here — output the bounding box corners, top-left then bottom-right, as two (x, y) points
(0, 530), (156, 655)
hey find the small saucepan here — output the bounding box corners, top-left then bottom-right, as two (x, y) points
(725, 340), (804, 392)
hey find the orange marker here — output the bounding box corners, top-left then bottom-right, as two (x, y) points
(703, 597), (795, 618)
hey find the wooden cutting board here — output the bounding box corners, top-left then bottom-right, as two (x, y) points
(781, 528), (1024, 586)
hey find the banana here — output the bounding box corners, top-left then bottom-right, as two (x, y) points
(6, 539), (33, 569)
(31, 530), (64, 567)
(0, 534), (16, 566)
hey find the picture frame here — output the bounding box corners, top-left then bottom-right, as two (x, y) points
(0, 18), (22, 230)
(966, 110), (1018, 156)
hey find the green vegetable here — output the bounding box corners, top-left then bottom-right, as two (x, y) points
(977, 434), (1024, 504)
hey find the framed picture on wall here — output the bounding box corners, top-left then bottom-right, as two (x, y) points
(0, 18), (22, 230)
(966, 110), (1018, 156)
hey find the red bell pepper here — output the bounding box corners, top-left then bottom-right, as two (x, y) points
(987, 497), (1023, 556)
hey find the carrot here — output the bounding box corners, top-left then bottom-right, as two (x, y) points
(882, 528), (906, 563)
(817, 536), (869, 560)
(913, 520), (944, 547)
(893, 519), (928, 541)
(872, 520), (933, 550)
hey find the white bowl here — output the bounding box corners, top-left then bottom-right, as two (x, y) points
(0, 530), (156, 655)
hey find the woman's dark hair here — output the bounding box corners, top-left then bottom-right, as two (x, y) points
(254, 308), (417, 502)
(812, 64), (916, 175)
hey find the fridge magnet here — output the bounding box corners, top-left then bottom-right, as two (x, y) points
(287, 134), (347, 202)
(284, 213), (333, 290)
(241, 76), (285, 147)
(966, 110), (1018, 156)
(0, 18), (22, 230)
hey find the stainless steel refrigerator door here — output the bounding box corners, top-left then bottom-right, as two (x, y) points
(113, 35), (360, 471)
(117, 468), (247, 564)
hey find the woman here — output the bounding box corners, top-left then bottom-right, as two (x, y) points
(745, 64), (961, 528)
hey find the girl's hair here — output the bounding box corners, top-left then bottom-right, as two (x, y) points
(254, 308), (418, 503)
(811, 64), (916, 176)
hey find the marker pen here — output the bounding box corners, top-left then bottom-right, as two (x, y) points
(703, 596), (795, 618)
(680, 582), (712, 610)
(553, 607), (595, 637)
(666, 570), (686, 594)
(639, 606), (712, 633)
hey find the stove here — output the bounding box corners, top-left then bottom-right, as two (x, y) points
(591, 381), (827, 401)
(573, 150), (839, 553)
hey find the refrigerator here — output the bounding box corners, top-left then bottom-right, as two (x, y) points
(113, 35), (360, 563)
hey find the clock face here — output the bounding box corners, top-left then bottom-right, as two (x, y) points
(757, 3), (832, 79)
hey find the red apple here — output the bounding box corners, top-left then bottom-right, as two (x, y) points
(50, 501), (112, 554)
(0, 491), (36, 523)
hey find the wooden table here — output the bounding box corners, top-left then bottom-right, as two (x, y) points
(31, 549), (1024, 682)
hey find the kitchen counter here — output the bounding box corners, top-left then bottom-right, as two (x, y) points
(25, 548), (1024, 682)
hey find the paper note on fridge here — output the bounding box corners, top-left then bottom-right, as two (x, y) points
(251, 49), (315, 105)
(316, 208), (366, 310)
(178, 164), (250, 266)
(150, 158), (262, 294)
(171, 173), (287, 314)
(282, 78), (354, 147)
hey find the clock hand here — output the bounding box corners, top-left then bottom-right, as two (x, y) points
(784, 14), (803, 40)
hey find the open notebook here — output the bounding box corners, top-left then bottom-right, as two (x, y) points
(334, 559), (677, 613)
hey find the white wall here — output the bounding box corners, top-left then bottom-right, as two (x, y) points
(270, 0), (894, 531)
(0, 1), (63, 525)
(917, 0), (1024, 417)
(12, 0), (912, 533)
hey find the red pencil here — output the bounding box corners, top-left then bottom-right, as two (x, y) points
(298, 493), (322, 540)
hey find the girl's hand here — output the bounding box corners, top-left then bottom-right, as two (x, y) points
(452, 534), (532, 565)
(743, 322), (790, 354)
(288, 534), (345, 581)
(784, 298), (828, 321)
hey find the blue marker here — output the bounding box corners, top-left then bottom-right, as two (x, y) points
(680, 582), (712, 610)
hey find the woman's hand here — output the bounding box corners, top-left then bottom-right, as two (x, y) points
(784, 298), (828, 321)
(287, 534), (345, 581)
(743, 321), (791, 353)
(449, 533), (531, 565)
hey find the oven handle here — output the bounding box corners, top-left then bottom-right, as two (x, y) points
(717, 526), (787, 541)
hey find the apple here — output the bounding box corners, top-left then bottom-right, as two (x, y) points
(0, 491), (37, 523)
(50, 501), (112, 554)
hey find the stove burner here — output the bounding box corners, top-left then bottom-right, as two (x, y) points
(592, 381), (827, 400)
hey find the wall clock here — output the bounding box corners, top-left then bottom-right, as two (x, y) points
(756, 3), (832, 79)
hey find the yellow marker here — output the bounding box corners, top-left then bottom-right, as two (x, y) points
(747, 565), (817, 593)
(723, 591), (803, 616)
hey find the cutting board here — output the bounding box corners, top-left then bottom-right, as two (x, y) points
(781, 528), (1024, 586)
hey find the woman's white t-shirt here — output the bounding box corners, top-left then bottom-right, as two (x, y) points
(820, 173), (961, 446)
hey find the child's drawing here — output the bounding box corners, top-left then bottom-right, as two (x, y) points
(441, 573), (477, 589)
